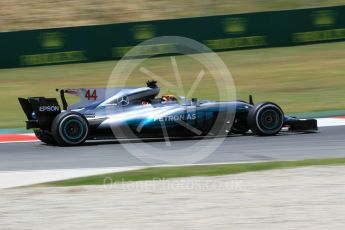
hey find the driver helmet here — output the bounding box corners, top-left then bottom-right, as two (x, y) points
(161, 94), (177, 102)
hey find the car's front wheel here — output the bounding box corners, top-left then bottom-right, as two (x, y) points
(51, 112), (89, 146)
(247, 102), (284, 136)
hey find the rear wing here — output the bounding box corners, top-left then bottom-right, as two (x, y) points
(18, 97), (61, 130)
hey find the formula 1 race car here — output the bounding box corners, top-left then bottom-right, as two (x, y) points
(18, 81), (317, 146)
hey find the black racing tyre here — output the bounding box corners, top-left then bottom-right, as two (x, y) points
(34, 129), (57, 145)
(51, 112), (89, 146)
(247, 102), (284, 136)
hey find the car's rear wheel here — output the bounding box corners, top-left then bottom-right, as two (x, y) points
(51, 112), (89, 146)
(34, 129), (56, 145)
(247, 102), (284, 136)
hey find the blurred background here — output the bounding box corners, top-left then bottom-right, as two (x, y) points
(0, 0), (345, 129)
(1, 0), (344, 31)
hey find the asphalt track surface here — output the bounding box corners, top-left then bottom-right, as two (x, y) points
(0, 126), (344, 171)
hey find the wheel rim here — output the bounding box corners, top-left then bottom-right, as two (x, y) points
(258, 108), (282, 133)
(62, 119), (85, 141)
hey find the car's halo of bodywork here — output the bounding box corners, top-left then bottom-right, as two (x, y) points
(18, 80), (317, 146)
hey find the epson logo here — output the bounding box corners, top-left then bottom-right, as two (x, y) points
(39, 105), (60, 112)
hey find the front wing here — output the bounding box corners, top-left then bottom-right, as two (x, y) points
(284, 117), (318, 132)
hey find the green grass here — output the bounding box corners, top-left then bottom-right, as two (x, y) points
(43, 157), (345, 187)
(1, 41), (345, 128)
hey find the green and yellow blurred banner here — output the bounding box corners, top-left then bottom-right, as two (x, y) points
(0, 5), (344, 68)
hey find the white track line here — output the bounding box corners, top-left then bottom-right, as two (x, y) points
(0, 167), (144, 189)
(0, 140), (40, 144)
(316, 118), (345, 127)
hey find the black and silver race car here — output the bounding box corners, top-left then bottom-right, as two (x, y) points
(18, 81), (317, 146)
